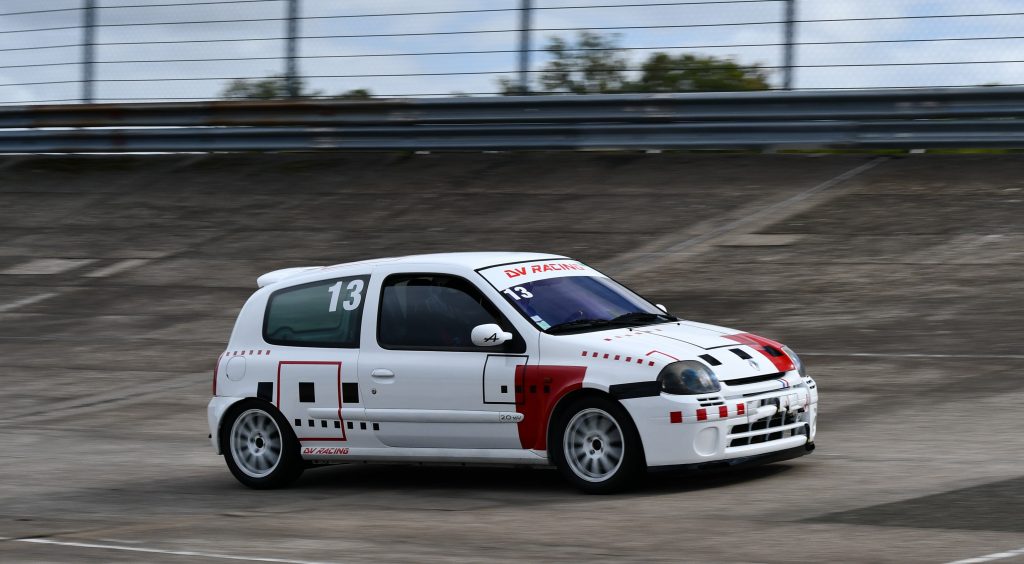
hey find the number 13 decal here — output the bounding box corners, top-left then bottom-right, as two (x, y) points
(502, 286), (534, 301)
(327, 279), (365, 312)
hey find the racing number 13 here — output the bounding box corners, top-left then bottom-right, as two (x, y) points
(503, 286), (533, 301)
(327, 279), (364, 312)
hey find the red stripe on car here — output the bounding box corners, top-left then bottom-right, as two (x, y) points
(725, 333), (796, 373)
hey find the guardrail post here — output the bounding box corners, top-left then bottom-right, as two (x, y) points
(517, 0), (532, 94)
(285, 0), (300, 97)
(782, 0), (796, 90)
(82, 0), (96, 103)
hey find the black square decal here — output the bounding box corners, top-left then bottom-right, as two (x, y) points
(294, 418), (301, 427)
(500, 385), (508, 394)
(298, 382), (315, 403)
(342, 382), (359, 403)
(256, 382), (273, 402)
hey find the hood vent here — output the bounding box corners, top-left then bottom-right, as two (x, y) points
(730, 348), (753, 360)
(699, 354), (722, 366)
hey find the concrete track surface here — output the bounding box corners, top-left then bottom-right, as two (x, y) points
(0, 153), (1021, 563)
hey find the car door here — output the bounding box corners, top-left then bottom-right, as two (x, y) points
(357, 266), (532, 449)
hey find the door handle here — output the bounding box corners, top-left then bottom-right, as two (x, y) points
(370, 368), (395, 378)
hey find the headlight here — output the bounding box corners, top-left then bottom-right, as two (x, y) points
(781, 345), (807, 377)
(657, 360), (720, 395)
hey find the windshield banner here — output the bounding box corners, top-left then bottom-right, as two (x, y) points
(478, 259), (606, 290)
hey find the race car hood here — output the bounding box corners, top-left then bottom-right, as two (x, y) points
(545, 320), (793, 381)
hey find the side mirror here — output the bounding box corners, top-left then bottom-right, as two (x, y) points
(656, 304), (668, 313)
(471, 324), (513, 347)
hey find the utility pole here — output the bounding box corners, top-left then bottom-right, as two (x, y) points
(82, 0), (96, 103)
(782, 0), (796, 90)
(517, 0), (532, 94)
(285, 0), (300, 97)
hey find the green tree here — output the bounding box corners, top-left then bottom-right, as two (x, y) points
(540, 31), (630, 94)
(499, 31), (769, 95)
(630, 53), (770, 93)
(335, 88), (372, 100)
(497, 77), (527, 96)
(220, 75), (346, 99)
(499, 31), (629, 95)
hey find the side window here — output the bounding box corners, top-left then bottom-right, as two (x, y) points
(263, 275), (369, 348)
(378, 273), (525, 352)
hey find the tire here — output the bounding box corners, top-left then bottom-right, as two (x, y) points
(221, 400), (304, 489)
(549, 396), (644, 494)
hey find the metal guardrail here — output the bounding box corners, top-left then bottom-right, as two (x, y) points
(1, 88), (1023, 152)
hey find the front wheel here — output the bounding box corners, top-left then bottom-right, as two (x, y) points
(550, 396), (644, 494)
(221, 400), (304, 489)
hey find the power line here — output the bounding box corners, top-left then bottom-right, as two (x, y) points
(0, 0), (778, 19)
(0, 0), (281, 17)
(0, 98), (83, 105)
(6, 35), (1023, 68)
(100, 0), (283, 9)
(2, 32), (1013, 56)
(11, 83), (1024, 104)
(0, 44), (83, 53)
(0, 7), (82, 17)
(0, 26), (82, 35)
(6, 60), (1024, 88)
(208, 1), (785, 20)
(5, 9), (1021, 36)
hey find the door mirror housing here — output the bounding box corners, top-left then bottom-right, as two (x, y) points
(471, 324), (513, 347)
(656, 303), (668, 313)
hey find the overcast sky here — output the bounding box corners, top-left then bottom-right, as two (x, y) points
(0, 0), (1022, 103)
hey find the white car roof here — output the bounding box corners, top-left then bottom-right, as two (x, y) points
(256, 251), (567, 288)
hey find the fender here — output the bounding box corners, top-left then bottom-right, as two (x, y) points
(207, 395), (246, 454)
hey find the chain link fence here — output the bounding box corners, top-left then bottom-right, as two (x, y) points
(1, 0), (1021, 104)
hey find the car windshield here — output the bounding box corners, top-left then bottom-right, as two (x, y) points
(498, 276), (673, 334)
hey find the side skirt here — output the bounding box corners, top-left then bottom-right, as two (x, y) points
(298, 445), (551, 466)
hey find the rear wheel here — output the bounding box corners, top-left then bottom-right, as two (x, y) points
(551, 396), (644, 494)
(222, 400), (303, 489)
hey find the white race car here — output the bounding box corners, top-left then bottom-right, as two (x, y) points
(209, 252), (817, 493)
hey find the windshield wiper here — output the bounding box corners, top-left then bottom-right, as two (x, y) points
(547, 312), (677, 334)
(608, 311), (678, 325)
(547, 318), (612, 334)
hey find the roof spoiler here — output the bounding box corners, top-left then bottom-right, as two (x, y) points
(256, 266), (323, 288)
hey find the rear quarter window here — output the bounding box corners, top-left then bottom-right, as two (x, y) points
(263, 275), (369, 348)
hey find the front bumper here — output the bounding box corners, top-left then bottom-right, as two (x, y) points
(624, 374), (818, 468)
(649, 442), (815, 473)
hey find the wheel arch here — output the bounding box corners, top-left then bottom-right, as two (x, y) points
(546, 387), (645, 464)
(211, 395), (280, 454)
